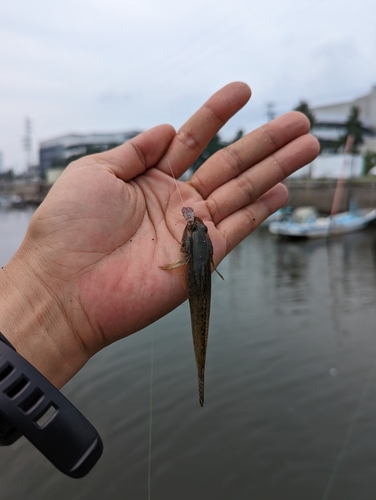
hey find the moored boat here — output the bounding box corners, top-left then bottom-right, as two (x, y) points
(269, 206), (376, 238)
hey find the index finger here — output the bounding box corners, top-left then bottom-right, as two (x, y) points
(157, 82), (251, 177)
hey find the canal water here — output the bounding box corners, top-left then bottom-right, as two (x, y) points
(1, 208), (376, 500)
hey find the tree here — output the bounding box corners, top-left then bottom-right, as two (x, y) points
(0, 169), (14, 181)
(364, 150), (376, 175)
(339, 105), (364, 154)
(190, 130), (244, 172)
(231, 129), (244, 142)
(205, 134), (225, 157)
(294, 101), (315, 128)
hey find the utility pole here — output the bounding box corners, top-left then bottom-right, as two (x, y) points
(23, 117), (32, 171)
(266, 102), (276, 122)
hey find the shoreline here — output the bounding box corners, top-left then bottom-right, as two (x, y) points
(1, 178), (376, 213)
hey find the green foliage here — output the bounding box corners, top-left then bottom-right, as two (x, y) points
(205, 135), (226, 157)
(364, 150), (376, 175)
(232, 129), (244, 142)
(339, 105), (364, 153)
(0, 169), (14, 181)
(294, 100), (315, 128)
(191, 130), (244, 172)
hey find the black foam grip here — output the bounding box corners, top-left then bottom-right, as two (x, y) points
(0, 333), (103, 478)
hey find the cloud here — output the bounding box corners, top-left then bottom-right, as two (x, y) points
(1, 0), (376, 171)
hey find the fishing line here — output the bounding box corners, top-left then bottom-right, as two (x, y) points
(148, 157), (181, 496)
(320, 358), (376, 500)
(320, 239), (375, 499)
(147, 325), (154, 500)
(167, 159), (186, 208)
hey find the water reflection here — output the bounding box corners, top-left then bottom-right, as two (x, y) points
(271, 229), (376, 306)
(0, 207), (35, 265)
(1, 212), (376, 499)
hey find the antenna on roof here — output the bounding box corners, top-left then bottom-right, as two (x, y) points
(22, 117), (33, 171)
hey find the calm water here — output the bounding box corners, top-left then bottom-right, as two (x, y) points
(1, 208), (376, 500)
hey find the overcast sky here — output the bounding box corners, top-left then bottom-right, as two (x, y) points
(1, 0), (376, 171)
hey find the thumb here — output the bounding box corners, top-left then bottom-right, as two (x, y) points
(95, 124), (176, 181)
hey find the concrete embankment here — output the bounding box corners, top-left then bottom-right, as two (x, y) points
(284, 179), (376, 213)
(2, 178), (376, 213)
(0, 181), (51, 205)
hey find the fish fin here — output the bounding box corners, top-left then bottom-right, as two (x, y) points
(178, 265), (188, 291)
(160, 256), (189, 291)
(199, 373), (205, 407)
(210, 258), (225, 281)
(159, 255), (189, 270)
(214, 268), (225, 281)
(209, 251), (224, 280)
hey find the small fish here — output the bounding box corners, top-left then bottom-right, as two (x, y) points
(161, 206), (223, 406)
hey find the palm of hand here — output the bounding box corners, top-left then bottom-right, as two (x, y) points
(29, 156), (215, 350)
(0, 83), (319, 389)
(21, 82), (319, 357)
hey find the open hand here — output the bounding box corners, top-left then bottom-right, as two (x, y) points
(0, 82), (319, 386)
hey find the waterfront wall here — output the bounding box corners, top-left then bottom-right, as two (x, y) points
(0, 181), (50, 205)
(284, 179), (376, 213)
(1, 178), (376, 212)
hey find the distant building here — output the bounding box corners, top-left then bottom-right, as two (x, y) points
(310, 85), (376, 153)
(0, 151), (3, 173)
(290, 153), (363, 179)
(39, 131), (142, 183)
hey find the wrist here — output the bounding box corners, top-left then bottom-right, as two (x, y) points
(0, 244), (90, 389)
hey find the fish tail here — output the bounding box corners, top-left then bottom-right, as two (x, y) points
(199, 373), (205, 407)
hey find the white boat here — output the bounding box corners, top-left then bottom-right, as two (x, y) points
(269, 135), (376, 238)
(269, 206), (376, 238)
(0, 194), (26, 209)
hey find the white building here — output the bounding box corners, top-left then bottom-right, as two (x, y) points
(290, 154), (363, 179)
(312, 85), (376, 129)
(311, 84), (376, 153)
(40, 131), (142, 183)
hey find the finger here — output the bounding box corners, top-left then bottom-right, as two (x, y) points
(93, 124), (176, 181)
(189, 111), (312, 200)
(156, 82), (251, 177)
(207, 133), (319, 225)
(215, 183), (288, 256)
